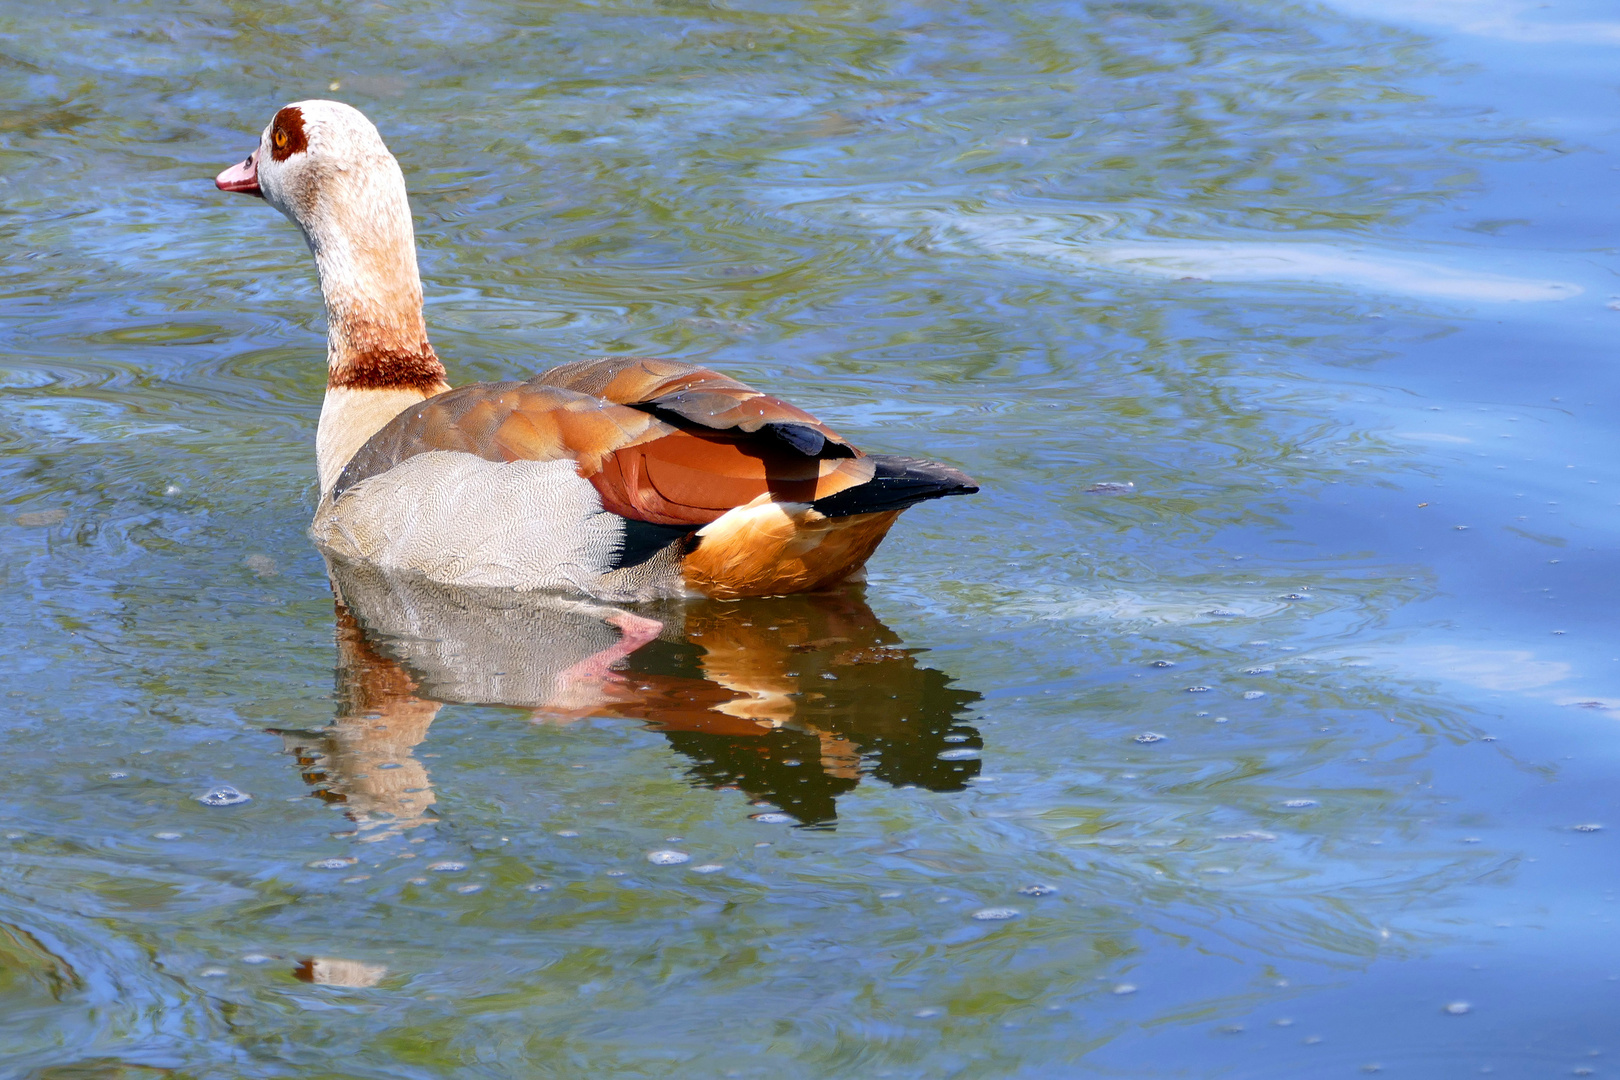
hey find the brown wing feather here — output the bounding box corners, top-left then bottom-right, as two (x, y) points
(591, 432), (874, 526)
(332, 369), (874, 530)
(537, 357), (856, 456)
(536, 356), (720, 402)
(331, 379), (672, 501)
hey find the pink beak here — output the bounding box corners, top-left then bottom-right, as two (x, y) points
(215, 150), (262, 197)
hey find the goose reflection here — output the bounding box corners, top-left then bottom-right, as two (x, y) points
(274, 558), (982, 831)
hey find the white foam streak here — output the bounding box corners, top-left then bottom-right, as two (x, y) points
(1016, 591), (1287, 626)
(1088, 242), (1577, 303)
(1314, 644), (1571, 692)
(1324, 0), (1620, 44)
(860, 205), (1581, 303)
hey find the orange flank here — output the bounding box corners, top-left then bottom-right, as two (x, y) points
(681, 499), (902, 599)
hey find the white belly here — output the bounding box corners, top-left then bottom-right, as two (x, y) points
(312, 451), (629, 594)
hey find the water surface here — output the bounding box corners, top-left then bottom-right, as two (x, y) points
(3, 1), (1620, 1076)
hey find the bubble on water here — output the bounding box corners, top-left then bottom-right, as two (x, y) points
(198, 967), (228, 978)
(1273, 1017), (1294, 1026)
(107, 771), (128, 779)
(1243, 691), (1266, 700)
(1462, 837), (1482, 844)
(1085, 482), (1134, 495)
(879, 890), (903, 898)
(1573, 824), (1603, 833)
(605, 870), (627, 877)
(153, 831), (182, 840)
(1444, 1001), (1471, 1015)
(1018, 884), (1057, 896)
(1216, 831), (1277, 842)
(750, 813), (793, 824)
(943, 734), (971, 743)
(243, 553), (279, 578)
(428, 861), (466, 872)
(525, 883), (552, 892)
(971, 907), (1022, 921)
(341, 875), (370, 884)
(242, 954), (272, 965)
(409, 877), (429, 885)
(1133, 732), (1165, 744)
(455, 884), (482, 894)
(1186, 685), (1212, 693)
(308, 857), (356, 870)
(781, 759), (801, 767)
(647, 850), (690, 865)
(914, 1007), (944, 1018)
(1151, 660), (1176, 668)
(555, 830), (579, 837)
(1112, 983), (1137, 995)
(1218, 1024), (1245, 1034)
(1303, 1035), (1322, 1045)
(691, 864), (725, 874)
(197, 785), (250, 807)
(938, 748), (981, 760)
(1282, 799), (1318, 808)
(1243, 666), (1274, 675)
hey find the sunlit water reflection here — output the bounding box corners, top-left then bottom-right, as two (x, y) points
(3, 0), (1620, 1076)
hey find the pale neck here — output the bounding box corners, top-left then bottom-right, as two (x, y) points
(308, 230), (449, 498)
(299, 161), (450, 395)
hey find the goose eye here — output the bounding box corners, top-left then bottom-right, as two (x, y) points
(273, 129), (289, 150)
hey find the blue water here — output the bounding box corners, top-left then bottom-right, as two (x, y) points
(3, 1), (1620, 1076)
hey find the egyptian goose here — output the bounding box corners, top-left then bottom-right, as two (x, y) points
(215, 100), (976, 600)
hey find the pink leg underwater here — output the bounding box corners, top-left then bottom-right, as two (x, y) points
(561, 611), (664, 682)
(537, 611), (666, 720)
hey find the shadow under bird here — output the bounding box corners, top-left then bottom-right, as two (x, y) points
(215, 100), (977, 600)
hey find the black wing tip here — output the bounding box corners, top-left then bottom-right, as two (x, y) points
(769, 422), (825, 456)
(812, 453), (980, 517)
(870, 454), (978, 486)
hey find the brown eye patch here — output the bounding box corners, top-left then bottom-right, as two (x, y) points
(269, 105), (307, 161)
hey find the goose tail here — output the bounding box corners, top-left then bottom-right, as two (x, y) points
(811, 454), (979, 518)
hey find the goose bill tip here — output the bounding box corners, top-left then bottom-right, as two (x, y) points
(215, 153), (262, 196)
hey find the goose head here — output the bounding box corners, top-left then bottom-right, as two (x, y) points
(215, 101), (443, 392)
(216, 100), (408, 255)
